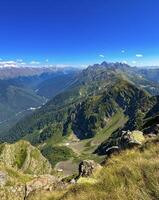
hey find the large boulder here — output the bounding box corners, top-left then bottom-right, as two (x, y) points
(79, 160), (102, 177)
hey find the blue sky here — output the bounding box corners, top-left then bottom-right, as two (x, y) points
(0, 0), (159, 67)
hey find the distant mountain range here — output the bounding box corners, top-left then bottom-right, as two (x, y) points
(0, 66), (79, 134)
(0, 66), (77, 79)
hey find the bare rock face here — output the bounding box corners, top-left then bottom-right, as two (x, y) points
(79, 160), (102, 177)
(26, 175), (63, 198)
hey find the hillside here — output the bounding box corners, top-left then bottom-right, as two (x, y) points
(0, 132), (159, 200)
(39, 137), (159, 200)
(0, 119), (158, 200)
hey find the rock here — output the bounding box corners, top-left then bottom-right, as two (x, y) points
(96, 130), (145, 156)
(79, 160), (102, 177)
(120, 130), (145, 149)
(0, 172), (7, 186)
(26, 175), (62, 197)
(70, 178), (76, 184)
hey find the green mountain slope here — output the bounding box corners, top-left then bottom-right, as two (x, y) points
(4, 79), (156, 142)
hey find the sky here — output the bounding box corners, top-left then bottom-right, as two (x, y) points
(0, 0), (159, 67)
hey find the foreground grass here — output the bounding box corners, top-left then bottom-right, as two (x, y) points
(33, 137), (159, 200)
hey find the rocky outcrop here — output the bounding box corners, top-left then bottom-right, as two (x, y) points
(119, 130), (145, 148)
(96, 130), (145, 155)
(79, 160), (102, 177)
(0, 140), (52, 175)
(0, 141), (66, 200)
(0, 172), (64, 200)
(25, 175), (63, 198)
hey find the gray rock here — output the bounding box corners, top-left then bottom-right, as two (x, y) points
(26, 175), (62, 197)
(79, 160), (101, 177)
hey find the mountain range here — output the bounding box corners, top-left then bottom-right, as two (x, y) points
(0, 62), (159, 200)
(0, 66), (79, 135)
(4, 62), (159, 139)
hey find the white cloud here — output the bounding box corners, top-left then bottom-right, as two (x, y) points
(136, 54), (143, 58)
(30, 61), (40, 65)
(45, 59), (49, 62)
(99, 54), (105, 58)
(121, 50), (125, 53)
(0, 60), (27, 68)
(0, 61), (18, 68)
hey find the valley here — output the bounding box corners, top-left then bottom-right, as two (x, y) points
(0, 62), (159, 199)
